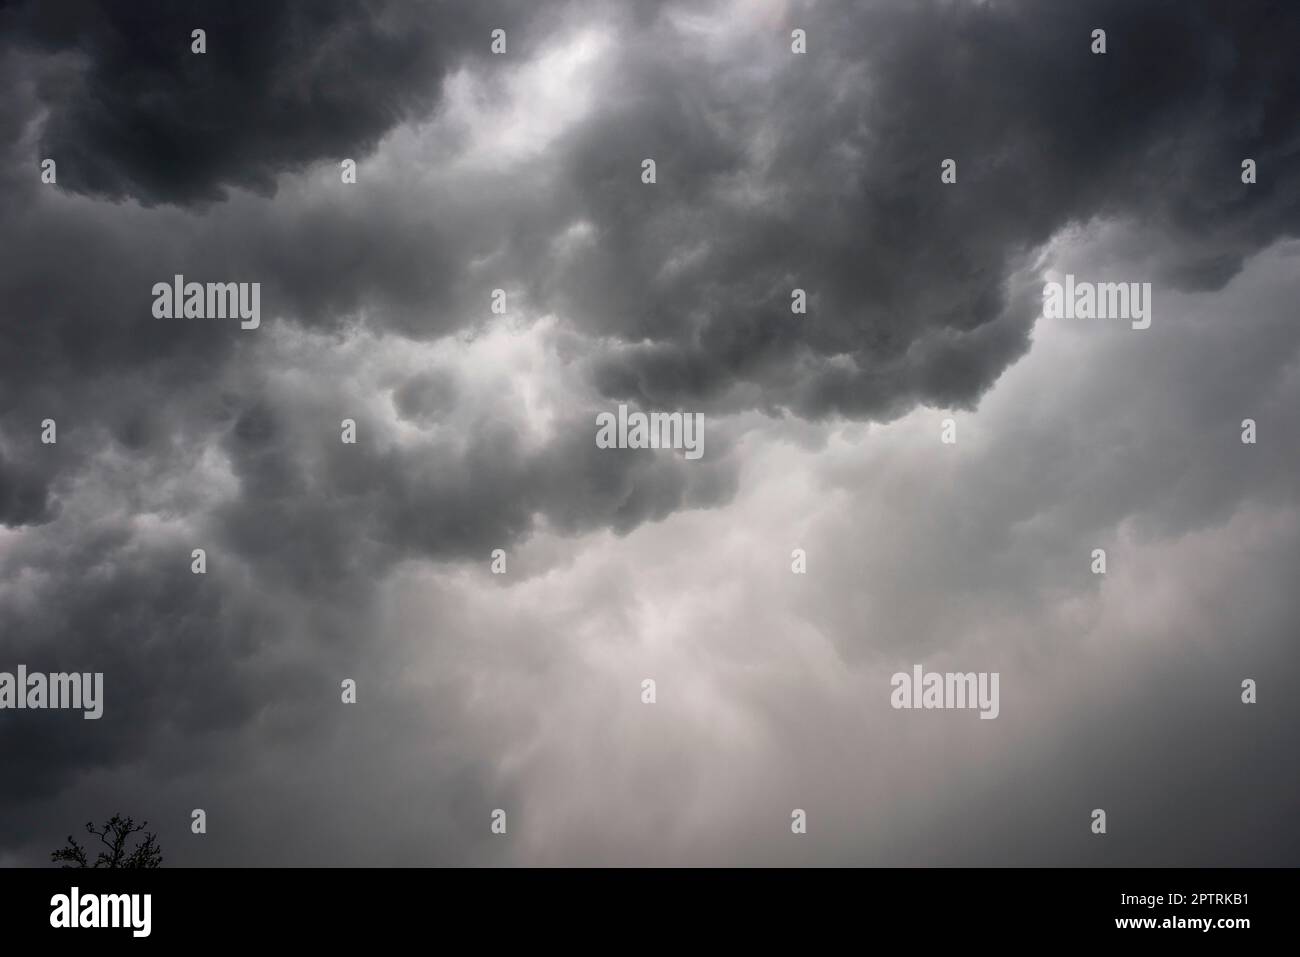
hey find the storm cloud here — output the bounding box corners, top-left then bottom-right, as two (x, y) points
(0, 0), (1297, 866)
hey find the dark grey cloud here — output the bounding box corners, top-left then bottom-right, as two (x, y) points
(0, 0), (553, 205)
(110, 0), (1294, 423)
(543, 0), (1300, 418)
(0, 0), (1297, 866)
(9, 0), (1296, 422)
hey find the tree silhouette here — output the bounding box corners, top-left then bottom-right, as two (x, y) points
(52, 814), (163, 868)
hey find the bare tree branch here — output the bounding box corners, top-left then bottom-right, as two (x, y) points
(51, 814), (163, 869)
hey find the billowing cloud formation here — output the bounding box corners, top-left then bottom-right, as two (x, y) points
(0, 0), (1297, 864)
(1, 0), (561, 204)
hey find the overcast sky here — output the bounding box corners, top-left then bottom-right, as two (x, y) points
(1, 0), (1297, 866)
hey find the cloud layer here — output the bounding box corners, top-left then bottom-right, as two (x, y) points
(0, 0), (1297, 865)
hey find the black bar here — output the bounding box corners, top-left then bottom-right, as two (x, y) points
(0, 867), (1288, 944)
